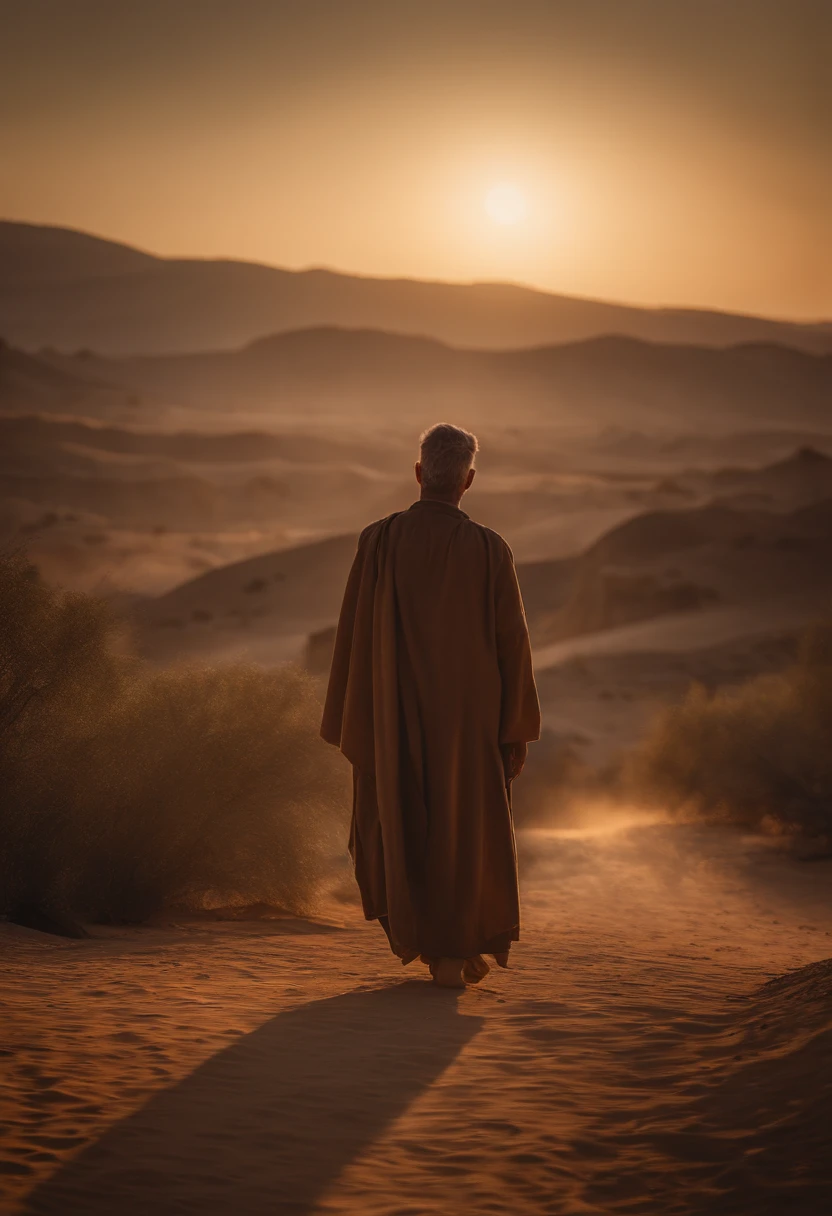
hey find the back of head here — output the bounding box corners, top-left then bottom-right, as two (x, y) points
(419, 423), (479, 497)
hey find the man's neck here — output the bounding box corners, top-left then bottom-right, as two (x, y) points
(419, 491), (463, 509)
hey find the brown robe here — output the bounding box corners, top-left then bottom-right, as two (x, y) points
(321, 499), (540, 961)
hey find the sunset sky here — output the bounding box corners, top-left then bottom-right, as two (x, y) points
(1, 0), (828, 319)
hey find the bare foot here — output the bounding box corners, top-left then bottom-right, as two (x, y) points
(462, 955), (490, 984)
(431, 957), (466, 988)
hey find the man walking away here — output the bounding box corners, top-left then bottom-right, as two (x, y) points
(321, 423), (540, 988)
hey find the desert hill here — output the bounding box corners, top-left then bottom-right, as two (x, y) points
(523, 492), (832, 766)
(0, 221), (155, 283)
(532, 497), (832, 645)
(611, 447), (832, 519)
(0, 338), (131, 416)
(134, 527), (583, 668)
(0, 407), (651, 594)
(578, 426), (832, 474)
(136, 533), (358, 665)
(0, 413), (401, 503)
(5, 366), (832, 611)
(2, 220), (830, 356)
(0, 409), (411, 592)
(27, 329), (832, 432)
(0, 411), (408, 528)
(0, 412), (395, 469)
(133, 480), (832, 672)
(709, 445), (832, 509)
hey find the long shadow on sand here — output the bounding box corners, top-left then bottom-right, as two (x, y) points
(26, 983), (481, 1215)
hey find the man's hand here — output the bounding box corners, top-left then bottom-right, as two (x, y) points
(501, 741), (528, 782)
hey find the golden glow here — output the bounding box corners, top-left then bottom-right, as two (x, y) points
(484, 183), (528, 226)
(0, 4), (825, 319)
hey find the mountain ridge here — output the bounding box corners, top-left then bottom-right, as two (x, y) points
(3, 327), (830, 433)
(2, 220), (829, 356)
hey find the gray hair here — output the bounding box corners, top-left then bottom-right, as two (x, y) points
(419, 423), (479, 495)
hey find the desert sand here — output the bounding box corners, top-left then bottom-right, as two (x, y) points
(2, 817), (831, 1216)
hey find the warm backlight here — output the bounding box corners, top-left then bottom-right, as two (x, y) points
(484, 183), (528, 226)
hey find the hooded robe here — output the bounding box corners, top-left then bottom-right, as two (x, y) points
(321, 499), (540, 960)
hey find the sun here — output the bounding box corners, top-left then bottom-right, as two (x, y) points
(484, 182), (528, 226)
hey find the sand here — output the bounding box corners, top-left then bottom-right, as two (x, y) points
(2, 817), (831, 1215)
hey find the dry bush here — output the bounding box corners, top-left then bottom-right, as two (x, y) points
(0, 551), (129, 925)
(0, 552), (349, 928)
(627, 621), (832, 839)
(71, 665), (349, 922)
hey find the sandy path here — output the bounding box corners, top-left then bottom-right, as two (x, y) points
(2, 819), (831, 1215)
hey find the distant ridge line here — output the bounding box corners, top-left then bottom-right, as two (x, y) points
(237, 325), (831, 361)
(2, 218), (827, 325)
(1, 220), (829, 357)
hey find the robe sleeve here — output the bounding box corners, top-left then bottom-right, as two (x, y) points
(494, 541), (541, 745)
(320, 534), (367, 747)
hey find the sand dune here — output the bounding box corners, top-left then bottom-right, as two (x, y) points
(575, 427), (832, 477)
(0, 342), (130, 418)
(0, 414), (398, 469)
(522, 487), (832, 768)
(709, 445), (832, 510)
(137, 534), (358, 664)
(533, 609), (812, 766)
(0, 405), (657, 599)
(532, 496), (832, 645)
(4, 326), (831, 610)
(2, 819), (830, 1215)
(127, 464), (832, 673)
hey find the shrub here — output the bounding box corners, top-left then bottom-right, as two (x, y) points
(627, 621), (832, 839)
(71, 664), (348, 921)
(0, 552), (349, 928)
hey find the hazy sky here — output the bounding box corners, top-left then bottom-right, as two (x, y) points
(1, 0), (829, 319)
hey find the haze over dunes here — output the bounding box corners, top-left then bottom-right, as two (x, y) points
(3, 328), (831, 443)
(2, 222), (830, 357)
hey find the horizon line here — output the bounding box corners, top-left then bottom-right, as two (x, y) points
(18, 322), (829, 364)
(2, 216), (829, 330)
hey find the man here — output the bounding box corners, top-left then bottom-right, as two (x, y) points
(321, 424), (540, 988)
